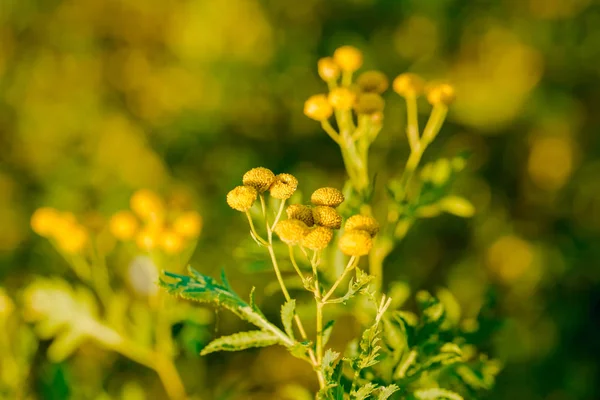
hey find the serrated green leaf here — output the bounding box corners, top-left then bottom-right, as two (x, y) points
(377, 384), (400, 400)
(414, 388), (464, 400)
(200, 330), (281, 355)
(281, 299), (296, 340)
(352, 382), (377, 400)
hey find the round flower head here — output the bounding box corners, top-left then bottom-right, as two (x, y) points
(130, 189), (164, 220)
(312, 206), (342, 229)
(392, 73), (425, 97)
(328, 87), (356, 111)
(172, 211), (202, 238)
(311, 187), (345, 208)
(333, 45), (363, 72)
(354, 93), (385, 115)
(136, 227), (159, 251)
(339, 230), (373, 256)
(159, 231), (184, 254)
(269, 173), (299, 200)
(109, 211), (139, 241)
(227, 185), (258, 212)
(274, 219), (309, 245)
(242, 167), (276, 193)
(304, 94), (333, 121)
(318, 57), (341, 81)
(426, 83), (456, 106)
(31, 207), (60, 237)
(301, 226), (333, 250)
(344, 214), (380, 237)
(56, 224), (88, 254)
(286, 204), (314, 227)
(357, 70), (389, 94)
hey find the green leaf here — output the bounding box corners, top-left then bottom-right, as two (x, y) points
(414, 388), (464, 400)
(352, 382), (377, 400)
(281, 299), (296, 340)
(377, 385), (400, 400)
(322, 320), (335, 347)
(200, 330), (282, 355)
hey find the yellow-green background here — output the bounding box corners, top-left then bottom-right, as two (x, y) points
(1, 0), (599, 399)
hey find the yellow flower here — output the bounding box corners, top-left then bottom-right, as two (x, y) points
(328, 87), (356, 111)
(353, 93), (385, 115)
(136, 227), (160, 251)
(55, 224), (88, 254)
(339, 230), (372, 256)
(318, 57), (341, 81)
(301, 226), (333, 250)
(109, 211), (139, 241)
(426, 82), (456, 106)
(333, 46), (363, 72)
(304, 94), (333, 121)
(130, 189), (164, 220)
(172, 211), (202, 238)
(31, 207), (60, 237)
(310, 187), (345, 208)
(227, 185), (258, 212)
(286, 204), (314, 227)
(243, 167), (276, 193)
(160, 231), (184, 254)
(356, 70), (389, 93)
(392, 73), (425, 97)
(344, 215), (380, 237)
(274, 219), (309, 245)
(312, 206), (342, 229)
(269, 173), (298, 200)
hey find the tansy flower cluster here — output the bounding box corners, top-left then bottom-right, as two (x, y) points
(226, 167), (299, 212)
(31, 208), (89, 254)
(109, 189), (202, 254)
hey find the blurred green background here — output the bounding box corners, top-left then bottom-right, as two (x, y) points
(1, 0), (599, 399)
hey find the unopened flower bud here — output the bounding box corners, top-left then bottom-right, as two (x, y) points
(353, 93), (385, 115)
(286, 204), (314, 227)
(269, 173), (298, 200)
(339, 230), (372, 256)
(160, 231), (184, 254)
(357, 70), (389, 94)
(109, 211), (139, 240)
(227, 185), (258, 212)
(131, 189), (164, 220)
(393, 73), (425, 97)
(304, 94), (334, 121)
(274, 219), (309, 245)
(328, 87), (356, 111)
(426, 82), (456, 106)
(31, 207), (60, 237)
(344, 215), (380, 237)
(172, 211), (202, 238)
(301, 226), (334, 250)
(318, 57), (341, 81)
(333, 46), (363, 72)
(243, 167), (275, 193)
(312, 206), (342, 229)
(311, 187), (345, 208)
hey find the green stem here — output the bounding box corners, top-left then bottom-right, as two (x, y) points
(322, 256), (357, 303)
(405, 94), (420, 150)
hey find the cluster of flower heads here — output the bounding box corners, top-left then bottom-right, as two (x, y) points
(110, 189), (202, 254)
(226, 167), (299, 212)
(303, 45), (455, 124)
(31, 208), (89, 254)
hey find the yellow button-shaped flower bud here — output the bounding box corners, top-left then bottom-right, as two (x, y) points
(354, 93), (385, 115)
(136, 227), (160, 251)
(357, 70), (389, 94)
(274, 219), (309, 245)
(56, 224), (88, 254)
(160, 231), (184, 254)
(344, 214), (380, 237)
(304, 94), (333, 121)
(172, 211), (202, 239)
(426, 83), (456, 106)
(269, 173), (299, 200)
(312, 206), (342, 229)
(31, 207), (60, 237)
(392, 73), (425, 97)
(318, 57), (341, 81)
(131, 189), (164, 220)
(328, 87), (356, 111)
(109, 211), (139, 241)
(227, 185), (258, 212)
(286, 204), (314, 227)
(311, 187), (345, 208)
(333, 46), (363, 72)
(339, 230), (372, 256)
(301, 226), (333, 250)
(243, 167), (276, 193)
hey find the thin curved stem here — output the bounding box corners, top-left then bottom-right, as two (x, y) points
(322, 256), (358, 303)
